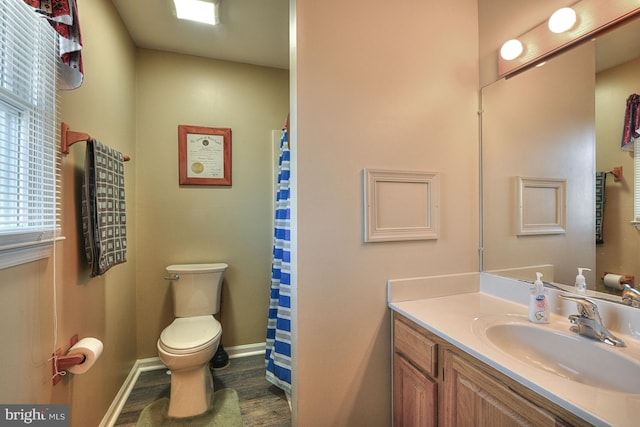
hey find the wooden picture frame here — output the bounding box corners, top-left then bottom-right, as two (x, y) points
(178, 125), (232, 186)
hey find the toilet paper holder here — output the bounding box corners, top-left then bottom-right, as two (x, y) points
(602, 272), (634, 287)
(52, 335), (85, 385)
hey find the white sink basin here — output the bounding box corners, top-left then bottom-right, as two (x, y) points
(476, 318), (640, 394)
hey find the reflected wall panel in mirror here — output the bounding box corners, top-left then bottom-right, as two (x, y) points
(481, 44), (596, 286)
(480, 0), (640, 294)
(595, 55), (640, 293)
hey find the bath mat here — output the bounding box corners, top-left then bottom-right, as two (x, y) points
(136, 388), (243, 427)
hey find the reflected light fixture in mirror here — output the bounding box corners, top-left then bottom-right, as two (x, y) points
(498, 0), (640, 78)
(548, 7), (577, 33)
(500, 39), (523, 60)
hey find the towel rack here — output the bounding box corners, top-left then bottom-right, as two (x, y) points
(607, 166), (622, 182)
(60, 122), (131, 161)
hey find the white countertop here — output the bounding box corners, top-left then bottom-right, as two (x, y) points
(388, 273), (640, 427)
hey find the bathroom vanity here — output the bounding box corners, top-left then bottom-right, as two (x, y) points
(393, 314), (586, 426)
(388, 273), (640, 427)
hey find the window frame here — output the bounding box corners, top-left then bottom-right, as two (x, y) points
(0, 0), (61, 270)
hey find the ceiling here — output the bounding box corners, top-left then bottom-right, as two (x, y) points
(110, 0), (638, 74)
(111, 0), (290, 70)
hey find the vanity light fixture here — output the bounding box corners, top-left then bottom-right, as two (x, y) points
(173, 0), (219, 25)
(548, 7), (577, 33)
(498, 0), (640, 78)
(500, 39), (524, 60)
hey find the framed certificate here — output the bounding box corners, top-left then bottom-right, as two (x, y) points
(178, 125), (231, 186)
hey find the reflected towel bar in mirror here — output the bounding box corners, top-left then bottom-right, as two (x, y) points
(607, 166), (623, 182)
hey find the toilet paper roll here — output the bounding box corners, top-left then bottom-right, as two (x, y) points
(603, 273), (624, 290)
(66, 337), (103, 374)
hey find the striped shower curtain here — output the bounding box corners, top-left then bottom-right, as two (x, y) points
(265, 128), (292, 394)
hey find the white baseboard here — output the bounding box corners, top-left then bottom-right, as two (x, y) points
(99, 342), (266, 427)
(226, 341), (266, 358)
(99, 358), (153, 427)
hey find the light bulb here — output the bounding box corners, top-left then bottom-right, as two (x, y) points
(500, 39), (523, 60)
(548, 7), (576, 33)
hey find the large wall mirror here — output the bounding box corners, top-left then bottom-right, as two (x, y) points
(479, 0), (640, 295)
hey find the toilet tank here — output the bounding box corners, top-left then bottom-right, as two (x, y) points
(165, 263), (228, 317)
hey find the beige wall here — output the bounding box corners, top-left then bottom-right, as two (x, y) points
(294, 0), (479, 424)
(0, 1), (289, 425)
(0, 0), (137, 426)
(57, 0), (138, 424)
(134, 50), (289, 356)
(595, 57), (640, 292)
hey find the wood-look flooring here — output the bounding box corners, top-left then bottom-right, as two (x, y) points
(114, 354), (291, 427)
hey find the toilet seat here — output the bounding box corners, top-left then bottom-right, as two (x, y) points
(159, 315), (221, 354)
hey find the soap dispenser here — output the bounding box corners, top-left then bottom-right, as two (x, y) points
(529, 272), (549, 324)
(575, 267), (591, 293)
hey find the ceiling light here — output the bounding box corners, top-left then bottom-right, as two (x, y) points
(500, 39), (523, 60)
(173, 0), (219, 25)
(548, 7), (577, 33)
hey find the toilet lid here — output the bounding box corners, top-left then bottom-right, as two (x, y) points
(159, 316), (221, 353)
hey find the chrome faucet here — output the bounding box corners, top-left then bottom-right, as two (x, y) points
(622, 284), (640, 308)
(559, 294), (626, 347)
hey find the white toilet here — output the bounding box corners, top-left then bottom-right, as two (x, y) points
(157, 263), (228, 418)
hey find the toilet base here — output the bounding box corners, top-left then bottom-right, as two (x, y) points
(167, 363), (214, 418)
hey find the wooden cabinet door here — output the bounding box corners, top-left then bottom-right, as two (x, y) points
(442, 350), (561, 427)
(393, 353), (437, 427)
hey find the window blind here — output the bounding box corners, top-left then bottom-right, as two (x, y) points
(0, 0), (60, 267)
